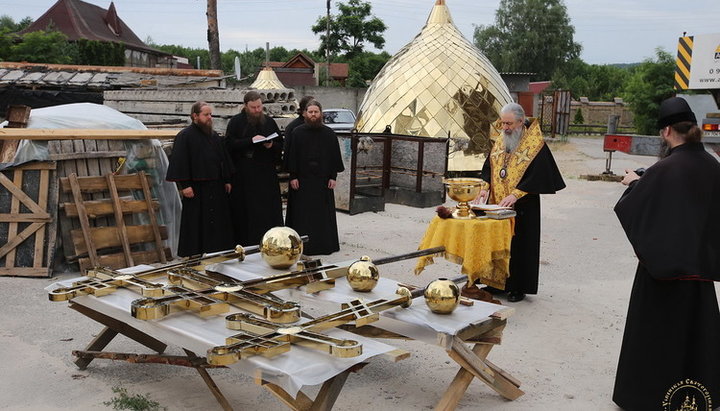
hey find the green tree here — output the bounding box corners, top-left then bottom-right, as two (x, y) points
(312, 0), (387, 59)
(473, 0), (581, 80)
(622, 48), (675, 135)
(0, 14), (32, 32)
(552, 58), (631, 100)
(340, 51), (391, 87)
(10, 29), (77, 64)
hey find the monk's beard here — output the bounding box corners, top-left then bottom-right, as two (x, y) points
(503, 127), (523, 152)
(195, 120), (213, 136)
(306, 117), (323, 128)
(247, 112), (265, 127)
(658, 139), (671, 159)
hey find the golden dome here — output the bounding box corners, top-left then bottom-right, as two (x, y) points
(250, 67), (286, 89)
(355, 0), (512, 171)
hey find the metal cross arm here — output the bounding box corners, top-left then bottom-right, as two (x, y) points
(48, 268), (165, 301)
(131, 267), (301, 324)
(206, 287), (415, 365)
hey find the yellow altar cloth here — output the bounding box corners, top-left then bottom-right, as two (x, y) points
(415, 216), (515, 289)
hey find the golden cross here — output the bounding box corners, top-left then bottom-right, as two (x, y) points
(207, 287), (414, 365)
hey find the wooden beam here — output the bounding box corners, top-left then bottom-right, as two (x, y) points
(106, 174), (134, 267)
(0, 129), (179, 141)
(259, 380), (313, 411)
(49, 150), (127, 161)
(60, 174), (153, 193)
(62, 199), (160, 218)
(0, 267), (49, 277)
(69, 173), (99, 267)
(139, 171), (167, 263)
(0, 61), (223, 77)
(71, 225), (168, 255)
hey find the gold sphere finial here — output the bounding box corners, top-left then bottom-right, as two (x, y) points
(347, 256), (379, 292)
(424, 278), (460, 314)
(260, 227), (303, 269)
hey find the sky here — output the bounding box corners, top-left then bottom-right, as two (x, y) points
(2, 0), (720, 65)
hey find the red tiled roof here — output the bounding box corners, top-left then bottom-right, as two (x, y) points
(20, 0), (167, 55)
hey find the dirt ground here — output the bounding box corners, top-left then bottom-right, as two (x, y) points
(1, 136), (717, 410)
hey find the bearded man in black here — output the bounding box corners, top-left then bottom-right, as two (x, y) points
(166, 101), (234, 256)
(225, 91), (283, 246)
(286, 100), (344, 255)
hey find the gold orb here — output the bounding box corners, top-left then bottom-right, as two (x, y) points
(424, 278), (460, 314)
(443, 178), (483, 219)
(346, 256), (379, 292)
(260, 227), (303, 269)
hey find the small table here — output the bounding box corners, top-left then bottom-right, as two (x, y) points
(415, 216), (515, 289)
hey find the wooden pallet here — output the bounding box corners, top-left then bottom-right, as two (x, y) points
(0, 162), (58, 277)
(59, 172), (169, 272)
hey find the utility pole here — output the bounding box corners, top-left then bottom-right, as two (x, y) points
(207, 0), (221, 70)
(326, 0), (331, 86)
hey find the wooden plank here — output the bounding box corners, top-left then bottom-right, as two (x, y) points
(69, 302), (167, 367)
(4, 169), (23, 267)
(69, 173), (99, 267)
(78, 248), (172, 272)
(259, 380), (313, 411)
(33, 168), (50, 268)
(62, 199), (158, 218)
(0, 267), (48, 277)
(74, 326), (119, 370)
(44, 165), (59, 276)
(106, 174), (134, 267)
(60, 174), (150, 193)
(184, 349), (233, 411)
(139, 171), (166, 263)
(383, 349), (411, 362)
(0, 140), (21, 163)
(54, 140), (80, 259)
(310, 369), (351, 411)
(49, 150), (127, 161)
(71, 225), (168, 255)
(0, 214), (52, 223)
(9, 162), (56, 171)
(0, 129), (179, 140)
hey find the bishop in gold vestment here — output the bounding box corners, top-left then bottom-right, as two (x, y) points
(476, 103), (565, 302)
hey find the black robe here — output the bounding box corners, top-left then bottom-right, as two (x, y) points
(613, 142), (720, 410)
(287, 124), (345, 255)
(480, 144), (566, 294)
(166, 124), (234, 257)
(283, 114), (304, 171)
(225, 111), (284, 246)
(283, 115), (305, 226)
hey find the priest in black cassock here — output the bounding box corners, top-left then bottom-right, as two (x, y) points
(286, 100), (345, 255)
(612, 97), (720, 410)
(283, 95), (313, 227)
(225, 91), (284, 246)
(166, 101), (234, 257)
(472, 102), (566, 302)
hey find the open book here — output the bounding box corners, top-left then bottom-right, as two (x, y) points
(253, 132), (279, 143)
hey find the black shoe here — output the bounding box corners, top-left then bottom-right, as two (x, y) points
(483, 286), (507, 295)
(507, 291), (526, 302)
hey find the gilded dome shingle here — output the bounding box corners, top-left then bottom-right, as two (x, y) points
(356, 0), (512, 171)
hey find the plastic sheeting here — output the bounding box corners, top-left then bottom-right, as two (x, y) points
(45, 262), (398, 397)
(1, 103), (181, 256)
(209, 254), (507, 346)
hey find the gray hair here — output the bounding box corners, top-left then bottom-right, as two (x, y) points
(500, 103), (525, 122)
